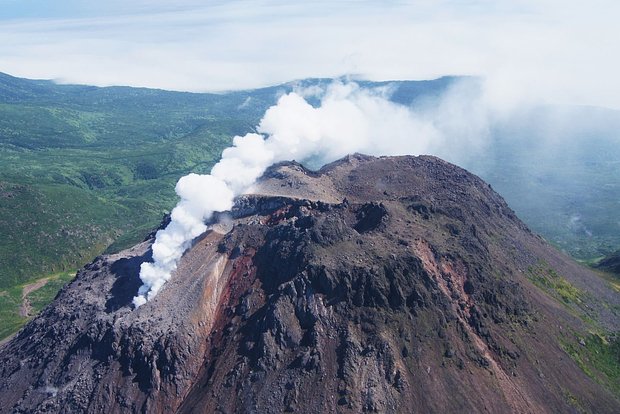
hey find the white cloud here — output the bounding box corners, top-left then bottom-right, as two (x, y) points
(0, 1), (618, 108)
(133, 78), (492, 306)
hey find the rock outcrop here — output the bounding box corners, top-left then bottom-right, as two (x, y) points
(1, 154), (618, 413)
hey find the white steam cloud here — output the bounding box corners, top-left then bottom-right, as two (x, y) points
(133, 80), (490, 307)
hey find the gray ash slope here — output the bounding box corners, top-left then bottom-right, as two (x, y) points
(1, 154), (619, 413)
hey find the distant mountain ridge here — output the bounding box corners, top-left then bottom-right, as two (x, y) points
(0, 71), (460, 105)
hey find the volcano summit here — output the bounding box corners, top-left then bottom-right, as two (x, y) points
(0, 154), (618, 413)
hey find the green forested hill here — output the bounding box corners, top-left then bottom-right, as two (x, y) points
(0, 72), (268, 289)
(0, 73), (276, 339)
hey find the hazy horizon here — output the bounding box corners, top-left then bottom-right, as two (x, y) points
(1, 1), (619, 109)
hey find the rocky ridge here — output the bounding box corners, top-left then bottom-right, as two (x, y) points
(0, 154), (618, 413)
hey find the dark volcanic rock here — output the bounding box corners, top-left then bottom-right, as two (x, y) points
(1, 154), (619, 413)
(596, 249), (620, 275)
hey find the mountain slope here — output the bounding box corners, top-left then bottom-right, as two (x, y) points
(597, 250), (620, 275)
(2, 71), (619, 343)
(0, 73), (460, 340)
(0, 155), (617, 413)
(0, 72), (456, 286)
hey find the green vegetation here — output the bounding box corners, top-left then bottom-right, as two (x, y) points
(561, 332), (620, 396)
(0, 72), (276, 290)
(526, 262), (586, 305)
(0, 270), (75, 340)
(525, 261), (600, 327)
(0, 72), (281, 337)
(562, 389), (586, 414)
(529, 256), (620, 397)
(0, 285), (24, 340)
(28, 270), (76, 313)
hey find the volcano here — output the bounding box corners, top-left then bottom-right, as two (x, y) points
(0, 154), (618, 413)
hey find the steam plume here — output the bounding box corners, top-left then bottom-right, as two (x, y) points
(133, 79), (488, 307)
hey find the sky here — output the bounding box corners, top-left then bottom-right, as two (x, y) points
(0, 0), (619, 108)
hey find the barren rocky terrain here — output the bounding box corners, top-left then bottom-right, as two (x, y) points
(0, 154), (618, 413)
